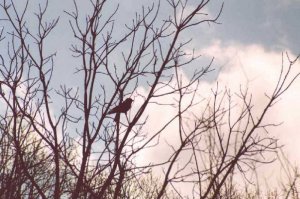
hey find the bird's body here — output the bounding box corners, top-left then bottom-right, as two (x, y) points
(108, 98), (133, 115)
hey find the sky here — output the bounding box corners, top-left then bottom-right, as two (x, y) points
(2, 0), (298, 83)
(1, 0), (300, 195)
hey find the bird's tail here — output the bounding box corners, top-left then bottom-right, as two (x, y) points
(114, 113), (120, 122)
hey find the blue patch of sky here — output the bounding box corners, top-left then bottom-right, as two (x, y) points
(212, 0), (300, 54)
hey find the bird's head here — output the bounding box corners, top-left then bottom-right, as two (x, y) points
(125, 98), (133, 104)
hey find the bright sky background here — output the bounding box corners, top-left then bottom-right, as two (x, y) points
(1, 0), (300, 194)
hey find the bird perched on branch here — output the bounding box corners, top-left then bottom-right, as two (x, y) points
(108, 98), (133, 115)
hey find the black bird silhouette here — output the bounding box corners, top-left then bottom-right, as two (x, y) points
(108, 98), (133, 115)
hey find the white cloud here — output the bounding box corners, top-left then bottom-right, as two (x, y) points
(201, 41), (300, 189)
(132, 41), (300, 195)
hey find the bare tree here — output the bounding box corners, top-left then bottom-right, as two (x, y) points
(0, 0), (299, 199)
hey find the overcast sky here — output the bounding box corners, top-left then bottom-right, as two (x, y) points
(1, 0), (300, 193)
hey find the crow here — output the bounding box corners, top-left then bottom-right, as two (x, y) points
(107, 98), (133, 115)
